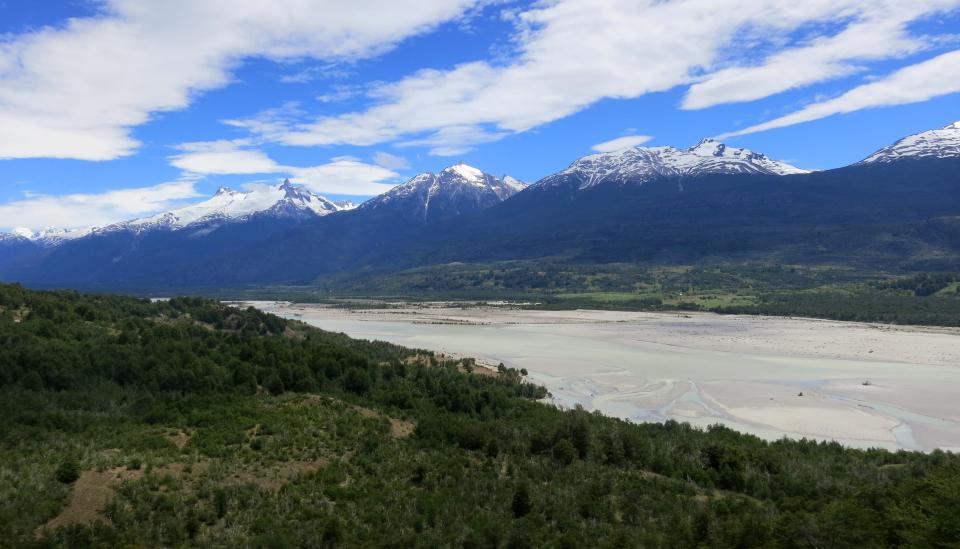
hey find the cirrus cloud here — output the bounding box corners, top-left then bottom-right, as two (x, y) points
(0, 181), (202, 232)
(231, 0), (960, 155)
(0, 0), (480, 161)
(591, 135), (653, 152)
(717, 49), (960, 139)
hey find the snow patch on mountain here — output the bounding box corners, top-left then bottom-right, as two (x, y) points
(99, 179), (339, 234)
(361, 163), (523, 220)
(1, 226), (94, 247)
(444, 163), (486, 184)
(860, 121), (960, 164)
(120, 180), (340, 232)
(549, 139), (809, 189)
(2, 180), (343, 245)
(502, 175), (527, 193)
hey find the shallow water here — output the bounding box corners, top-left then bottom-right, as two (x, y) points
(258, 305), (960, 452)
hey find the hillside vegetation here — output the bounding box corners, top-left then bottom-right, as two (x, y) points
(1, 283), (958, 547)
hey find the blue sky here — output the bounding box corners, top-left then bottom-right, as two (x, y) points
(1, 0), (959, 231)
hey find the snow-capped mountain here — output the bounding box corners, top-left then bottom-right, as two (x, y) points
(359, 163), (525, 222)
(2, 179), (343, 245)
(117, 179), (341, 233)
(3, 227), (94, 248)
(545, 139), (809, 190)
(860, 121), (960, 164)
(334, 200), (359, 211)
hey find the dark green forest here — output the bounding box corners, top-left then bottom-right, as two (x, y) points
(1, 283), (958, 547)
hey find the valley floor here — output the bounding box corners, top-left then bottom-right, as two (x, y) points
(247, 301), (960, 452)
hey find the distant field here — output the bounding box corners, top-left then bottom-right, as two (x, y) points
(207, 262), (960, 327)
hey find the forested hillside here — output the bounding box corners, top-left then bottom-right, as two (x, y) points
(5, 157), (960, 291)
(1, 284), (958, 547)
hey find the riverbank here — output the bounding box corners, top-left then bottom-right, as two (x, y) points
(243, 301), (960, 452)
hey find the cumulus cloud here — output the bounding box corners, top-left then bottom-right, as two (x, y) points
(0, 181), (201, 232)
(0, 0), (479, 160)
(232, 0), (960, 155)
(717, 49), (960, 138)
(591, 135), (653, 152)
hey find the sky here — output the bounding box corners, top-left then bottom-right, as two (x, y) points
(1, 0), (959, 232)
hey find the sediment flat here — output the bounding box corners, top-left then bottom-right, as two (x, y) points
(245, 301), (960, 452)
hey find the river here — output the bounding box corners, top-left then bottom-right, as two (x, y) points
(245, 302), (960, 452)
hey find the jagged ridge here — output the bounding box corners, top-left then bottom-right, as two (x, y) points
(543, 139), (809, 190)
(360, 162), (525, 221)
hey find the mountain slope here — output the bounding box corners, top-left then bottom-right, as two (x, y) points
(0, 166), (522, 288)
(358, 163), (525, 222)
(120, 179), (341, 232)
(4, 125), (960, 289)
(189, 133), (960, 286)
(861, 121), (960, 164)
(542, 139), (808, 190)
(179, 164), (525, 286)
(0, 180), (347, 289)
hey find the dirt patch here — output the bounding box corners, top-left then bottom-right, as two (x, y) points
(296, 394), (332, 408)
(226, 459), (329, 491)
(165, 430), (192, 450)
(349, 404), (415, 439)
(12, 307), (30, 323)
(404, 352), (500, 378)
(37, 467), (144, 534)
(404, 354), (435, 366)
(460, 361), (500, 377)
(154, 460), (211, 478)
(388, 419), (416, 439)
(294, 395), (416, 439)
(282, 326), (305, 340)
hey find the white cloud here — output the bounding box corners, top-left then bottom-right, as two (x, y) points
(397, 125), (507, 156)
(683, 1), (957, 109)
(0, 146), (401, 230)
(717, 49), (960, 138)
(373, 151), (410, 170)
(316, 84), (363, 103)
(0, 181), (201, 232)
(0, 0), (479, 160)
(169, 140), (283, 174)
(233, 0), (959, 155)
(591, 135), (653, 152)
(289, 160), (399, 195)
(168, 141), (400, 195)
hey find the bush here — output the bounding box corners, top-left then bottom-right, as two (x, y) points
(264, 373), (285, 396)
(511, 483), (531, 518)
(55, 458), (80, 484)
(553, 438), (576, 465)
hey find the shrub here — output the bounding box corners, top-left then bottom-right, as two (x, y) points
(55, 458), (80, 484)
(553, 438), (576, 465)
(511, 483), (531, 518)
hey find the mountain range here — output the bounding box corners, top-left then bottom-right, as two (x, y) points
(2, 121), (960, 290)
